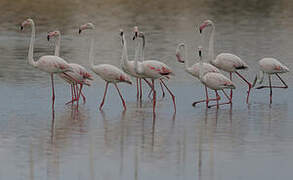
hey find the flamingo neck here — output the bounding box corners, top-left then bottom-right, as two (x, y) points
(89, 32), (95, 69)
(208, 25), (215, 64)
(28, 21), (37, 67)
(134, 39), (143, 74)
(199, 54), (204, 80)
(121, 35), (130, 68)
(54, 35), (61, 57)
(182, 44), (191, 73)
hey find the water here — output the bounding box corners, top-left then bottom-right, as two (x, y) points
(1, 0), (293, 179)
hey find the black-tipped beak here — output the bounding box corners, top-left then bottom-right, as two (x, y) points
(20, 26), (24, 31)
(200, 29), (202, 33)
(47, 35), (50, 41)
(132, 32), (138, 40)
(199, 50), (202, 57)
(120, 31), (123, 36)
(78, 29), (82, 34)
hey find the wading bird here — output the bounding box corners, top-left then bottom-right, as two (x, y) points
(197, 46), (235, 108)
(47, 30), (93, 106)
(21, 19), (74, 109)
(254, 58), (289, 104)
(200, 19), (252, 104)
(79, 23), (132, 110)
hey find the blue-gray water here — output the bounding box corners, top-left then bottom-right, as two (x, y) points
(1, 0), (293, 179)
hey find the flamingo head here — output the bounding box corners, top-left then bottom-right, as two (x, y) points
(47, 30), (60, 41)
(20, 18), (34, 30)
(199, 20), (213, 33)
(175, 43), (185, 63)
(78, 23), (95, 34)
(119, 29), (124, 46)
(132, 26), (139, 40)
(198, 46), (203, 57)
(138, 31), (145, 48)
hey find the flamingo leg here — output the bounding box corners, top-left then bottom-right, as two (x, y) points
(230, 72), (233, 101)
(160, 79), (176, 112)
(76, 84), (83, 108)
(234, 71), (252, 104)
(66, 84), (76, 105)
(99, 82), (109, 110)
(136, 78), (139, 100)
(143, 78), (154, 99)
(152, 79), (156, 114)
(208, 90), (232, 108)
(269, 74), (272, 104)
(114, 83), (127, 110)
(51, 74), (55, 109)
(192, 86), (220, 107)
(139, 78), (142, 100)
(256, 73), (288, 89)
(159, 80), (166, 99)
(76, 84), (86, 103)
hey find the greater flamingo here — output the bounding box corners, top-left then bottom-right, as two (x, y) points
(21, 18), (74, 109)
(253, 58), (289, 104)
(197, 46), (236, 108)
(175, 43), (221, 107)
(47, 30), (93, 105)
(200, 20), (252, 104)
(120, 29), (155, 100)
(79, 23), (132, 110)
(133, 27), (176, 113)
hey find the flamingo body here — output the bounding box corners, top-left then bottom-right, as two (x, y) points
(187, 62), (219, 78)
(259, 58), (289, 74)
(91, 64), (132, 84)
(139, 60), (173, 79)
(35, 55), (72, 73)
(213, 53), (248, 72)
(202, 72), (235, 90)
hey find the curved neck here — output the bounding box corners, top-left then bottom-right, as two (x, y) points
(208, 25), (215, 63)
(28, 21), (37, 67)
(134, 39), (143, 73)
(54, 35), (61, 56)
(121, 35), (130, 66)
(199, 53), (204, 80)
(182, 44), (190, 72)
(89, 32), (95, 68)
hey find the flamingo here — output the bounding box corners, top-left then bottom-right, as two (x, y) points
(175, 43), (221, 107)
(79, 23), (132, 110)
(119, 29), (153, 100)
(199, 20), (252, 104)
(20, 18), (74, 109)
(132, 27), (176, 113)
(253, 58), (289, 104)
(197, 46), (236, 108)
(120, 29), (166, 100)
(47, 30), (93, 105)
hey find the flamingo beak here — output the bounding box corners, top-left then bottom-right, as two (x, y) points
(132, 32), (138, 40)
(78, 29), (82, 34)
(20, 26), (24, 31)
(47, 35), (50, 41)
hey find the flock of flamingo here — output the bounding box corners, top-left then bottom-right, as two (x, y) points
(20, 18), (290, 114)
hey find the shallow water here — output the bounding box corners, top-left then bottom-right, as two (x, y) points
(1, 0), (293, 179)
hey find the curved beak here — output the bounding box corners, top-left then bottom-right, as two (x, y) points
(132, 31), (137, 40)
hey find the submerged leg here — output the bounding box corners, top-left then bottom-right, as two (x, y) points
(51, 74), (55, 110)
(235, 71), (252, 104)
(139, 78), (143, 100)
(160, 79), (176, 112)
(152, 79), (156, 114)
(208, 90), (232, 108)
(99, 82), (109, 110)
(192, 86), (220, 107)
(114, 83), (127, 110)
(159, 80), (165, 99)
(269, 74), (272, 104)
(230, 72), (233, 101)
(256, 73), (288, 89)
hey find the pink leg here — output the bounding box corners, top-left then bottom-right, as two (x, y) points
(143, 78), (154, 99)
(136, 78), (139, 100)
(192, 86), (220, 107)
(51, 74), (55, 109)
(230, 72), (233, 101)
(99, 82), (109, 110)
(80, 90), (86, 103)
(152, 79), (156, 114)
(269, 74), (272, 104)
(114, 83), (127, 110)
(160, 79), (176, 112)
(66, 84), (77, 105)
(159, 80), (166, 99)
(139, 78), (143, 100)
(208, 90), (232, 108)
(235, 71), (252, 104)
(256, 73), (288, 89)
(215, 90), (219, 109)
(76, 84), (83, 108)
